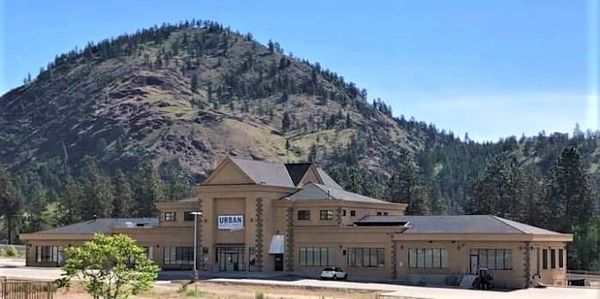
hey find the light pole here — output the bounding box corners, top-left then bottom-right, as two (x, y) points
(190, 211), (202, 282)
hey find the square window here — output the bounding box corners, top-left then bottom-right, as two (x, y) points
(320, 210), (334, 220)
(183, 211), (195, 222)
(164, 212), (176, 222)
(297, 210), (311, 221)
(350, 210), (356, 217)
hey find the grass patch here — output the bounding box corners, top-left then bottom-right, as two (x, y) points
(178, 283), (208, 298)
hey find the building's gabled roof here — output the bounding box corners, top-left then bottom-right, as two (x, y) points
(285, 163), (313, 186)
(286, 183), (393, 204)
(27, 218), (158, 235)
(356, 215), (566, 235)
(229, 157), (296, 187)
(316, 168), (343, 189)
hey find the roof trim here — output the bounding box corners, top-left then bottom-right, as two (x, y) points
(201, 156), (256, 185)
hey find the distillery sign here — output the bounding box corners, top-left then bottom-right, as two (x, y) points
(217, 215), (244, 230)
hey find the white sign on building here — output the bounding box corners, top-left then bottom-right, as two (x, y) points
(217, 215), (244, 230)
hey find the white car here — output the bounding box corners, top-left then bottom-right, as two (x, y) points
(320, 267), (347, 280)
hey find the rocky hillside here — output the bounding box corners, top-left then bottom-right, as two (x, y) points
(3, 20), (600, 213)
(0, 21), (434, 183)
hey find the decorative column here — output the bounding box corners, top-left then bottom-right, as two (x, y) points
(254, 198), (264, 272)
(390, 236), (397, 279)
(198, 198), (205, 271)
(524, 241), (532, 287)
(285, 206), (295, 271)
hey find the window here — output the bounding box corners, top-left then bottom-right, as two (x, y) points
(383, 212), (389, 216)
(471, 249), (512, 270)
(342, 210), (347, 217)
(558, 249), (564, 268)
(347, 248), (384, 267)
(183, 211), (195, 222)
(409, 248), (448, 269)
(320, 210), (334, 220)
(299, 247), (332, 267)
(542, 249), (548, 269)
(164, 212), (176, 222)
(376, 212), (383, 216)
(550, 249), (556, 269)
(164, 246), (193, 266)
(297, 210), (311, 221)
(35, 246), (63, 263)
(350, 210), (356, 217)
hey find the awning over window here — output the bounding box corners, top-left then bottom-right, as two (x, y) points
(269, 235), (285, 254)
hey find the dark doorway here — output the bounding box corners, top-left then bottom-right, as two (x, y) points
(274, 254), (283, 271)
(216, 246), (246, 271)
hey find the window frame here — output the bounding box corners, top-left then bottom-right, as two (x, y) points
(350, 210), (356, 217)
(299, 247), (332, 267)
(542, 249), (548, 269)
(164, 211), (177, 222)
(297, 210), (311, 221)
(319, 210), (334, 221)
(470, 249), (512, 271)
(164, 246), (194, 266)
(550, 249), (556, 269)
(408, 248), (449, 269)
(347, 247), (385, 267)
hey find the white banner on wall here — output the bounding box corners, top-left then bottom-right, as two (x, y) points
(217, 215), (244, 230)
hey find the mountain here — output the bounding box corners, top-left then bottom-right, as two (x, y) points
(1, 20), (600, 211)
(1, 21), (419, 177)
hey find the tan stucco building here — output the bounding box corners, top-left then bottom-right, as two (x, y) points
(20, 157), (572, 289)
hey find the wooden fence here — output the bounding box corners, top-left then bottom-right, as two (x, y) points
(0, 278), (55, 299)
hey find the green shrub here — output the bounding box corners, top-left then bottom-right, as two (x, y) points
(0, 248), (6, 256)
(255, 292), (266, 299)
(5, 245), (18, 257)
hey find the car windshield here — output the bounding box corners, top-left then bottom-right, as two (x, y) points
(323, 267), (334, 271)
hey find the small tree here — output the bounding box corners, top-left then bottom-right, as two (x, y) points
(58, 234), (159, 299)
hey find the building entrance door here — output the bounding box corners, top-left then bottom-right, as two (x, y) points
(216, 246), (246, 271)
(274, 254), (283, 271)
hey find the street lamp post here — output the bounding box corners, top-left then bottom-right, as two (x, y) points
(190, 211), (202, 282)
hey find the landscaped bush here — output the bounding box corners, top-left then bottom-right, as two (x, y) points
(5, 245), (18, 257)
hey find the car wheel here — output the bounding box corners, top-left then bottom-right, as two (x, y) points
(333, 275), (337, 280)
(343, 274), (348, 280)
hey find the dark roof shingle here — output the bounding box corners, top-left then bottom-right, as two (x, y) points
(30, 218), (158, 235)
(356, 215), (564, 235)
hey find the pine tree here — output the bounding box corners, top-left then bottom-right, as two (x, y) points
(282, 112), (291, 132)
(57, 175), (84, 225)
(0, 168), (22, 243)
(545, 146), (594, 232)
(112, 170), (134, 218)
(133, 161), (165, 217)
(389, 151), (430, 215)
(81, 159), (114, 220)
(24, 183), (47, 232)
(191, 73), (198, 92)
(164, 166), (192, 201)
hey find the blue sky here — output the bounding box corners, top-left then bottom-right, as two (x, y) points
(1, 0), (598, 141)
